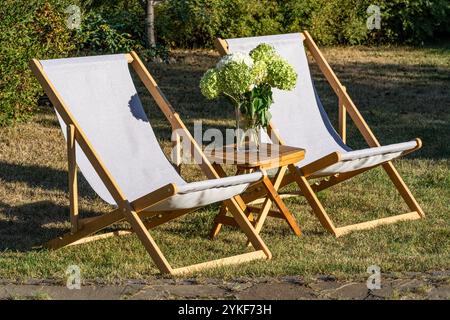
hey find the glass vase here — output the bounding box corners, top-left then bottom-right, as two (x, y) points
(235, 106), (261, 152)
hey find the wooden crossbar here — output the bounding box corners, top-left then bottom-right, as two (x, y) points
(171, 250), (267, 275)
(334, 211), (421, 237)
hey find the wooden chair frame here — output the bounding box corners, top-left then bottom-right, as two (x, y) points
(215, 31), (424, 237)
(30, 51), (271, 275)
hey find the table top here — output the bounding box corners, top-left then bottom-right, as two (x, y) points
(206, 143), (305, 169)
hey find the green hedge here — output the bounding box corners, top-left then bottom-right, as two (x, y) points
(1, 0), (448, 126)
(156, 0), (450, 47)
(0, 0), (150, 126)
(0, 0), (75, 126)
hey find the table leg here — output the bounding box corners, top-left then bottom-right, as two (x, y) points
(210, 165), (254, 239)
(209, 205), (227, 239)
(253, 166), (287, 234)
(262, 173), (302, 236)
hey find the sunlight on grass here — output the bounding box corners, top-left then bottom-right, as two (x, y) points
(0, 45), (448, 283)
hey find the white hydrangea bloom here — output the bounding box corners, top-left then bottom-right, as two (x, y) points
(216, 52), (253, 69)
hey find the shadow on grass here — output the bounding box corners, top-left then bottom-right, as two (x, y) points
(0, 198), (223, 252)
(0, 161), (101, 200)
(0, 201), (69, 251)
(3, 51), (449, 255)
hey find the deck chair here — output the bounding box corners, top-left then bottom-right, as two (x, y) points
(30, 52), (272, 275)
(214, 32), (425, 237)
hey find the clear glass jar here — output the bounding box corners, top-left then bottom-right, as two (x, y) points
(235, 106), (261, 152)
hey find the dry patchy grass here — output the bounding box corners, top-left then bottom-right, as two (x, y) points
(0, 45), (449, 282)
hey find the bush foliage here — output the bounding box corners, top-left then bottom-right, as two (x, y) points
(0, 0), (75, 126)
(0, 0), (160, 126)
(0, 0), (448, 126)
(156, 0), (450, 47)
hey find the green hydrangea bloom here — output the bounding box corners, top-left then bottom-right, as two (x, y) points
(218, 60), (254, 96)
(199, 68), (219, 99)
(251, 60), (268, 85)
(267, 57), (297, 90)
(199, 44), (297, 114)
(250, 44), (277, 64)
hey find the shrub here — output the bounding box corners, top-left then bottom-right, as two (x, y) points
(80, 0), (146, 46)
(0, 0), (170, 126)
(156, 0), (284, 48)
(74, 12), (138, 53)
(75, 3), (169, 60)
(377, 0), (450, 44)
(155, 0), (450, 47)
(0, 0), (75, 126)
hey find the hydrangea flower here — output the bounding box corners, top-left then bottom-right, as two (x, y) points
(250, 43), (297, 90)
(249, 43), (277, 64)
(251, 60), (268, 85)
(267, 57), (297, 90)
(200, 69), (219, 99)
(216, 52), (253, 69)
(199, 42), (298, 129)
(218, 59), (255, 96)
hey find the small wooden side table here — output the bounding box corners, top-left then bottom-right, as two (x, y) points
(206, 143), (306, 238)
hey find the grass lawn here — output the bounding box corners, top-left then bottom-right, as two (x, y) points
(0, 45), (449, 283)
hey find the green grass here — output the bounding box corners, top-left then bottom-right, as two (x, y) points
(0, 45), (449, 283)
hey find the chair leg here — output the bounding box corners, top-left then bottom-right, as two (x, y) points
(225, 198), (272, 259)
(382, 161), (425, 217)
(209, 205), (227, 239)
(67, 124), (79, 233)
(253, 166), (287, 234)
(289, 164), (423, 237)
(289, 165), (337, 235)
(125, 198), (270, 275)
(44, 208), (126, 249)
(46, 202), (269, 275)
(122, 203), (174, 274)
(209, 165), (254, 239)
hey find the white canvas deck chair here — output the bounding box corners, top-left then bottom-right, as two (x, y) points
(214, 32), (425, 237)
(30, 52), (271, 275)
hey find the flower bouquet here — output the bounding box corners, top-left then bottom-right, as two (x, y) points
(200, 43), (297, 151)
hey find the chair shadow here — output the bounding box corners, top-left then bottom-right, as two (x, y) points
(0, 161), (108, 251)
(0, 161), (100, 199)
(1, 201), (76, 251)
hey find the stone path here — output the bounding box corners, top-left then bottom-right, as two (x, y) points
(1, 271), (448, 300)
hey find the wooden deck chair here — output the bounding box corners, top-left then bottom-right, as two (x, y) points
(214, 32), (425, 237)
(30, 52), (271, 275)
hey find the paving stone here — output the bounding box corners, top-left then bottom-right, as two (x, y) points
(221, 281), (254, 292)
(281, 276), (305, 285)
(0, 284), (126, 300)
(319, 282), (369, 300)
(396, 279), (428, 292)
(236, 282), (317, 300)
(1, 271), (449, 300)
(309, 280), (343, 292)
(368, 284), (394, 299)
(427, 285), (450, 300)
(131, 284), (228, 300)
(316, 275), (337, 282)
(428, 270), (450, 278)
